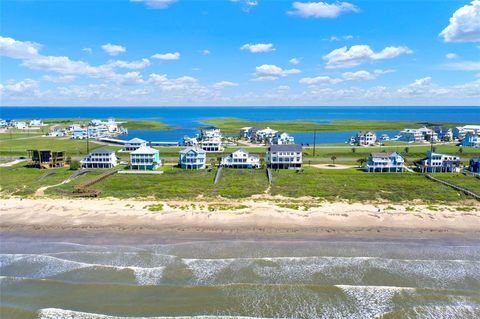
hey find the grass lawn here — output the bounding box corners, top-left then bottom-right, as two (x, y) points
(0, 164), (74, 196)
(214, 168), (269, 198)
(269, 167), (474, 203)
(40, 118), (172, 130)
(431, 173), (480, 194)
(201, 117), (469, 133)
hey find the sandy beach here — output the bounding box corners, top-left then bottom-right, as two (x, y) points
(1, 197), (479, 239)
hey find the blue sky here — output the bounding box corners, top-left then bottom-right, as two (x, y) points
(0, 0), (479, 106)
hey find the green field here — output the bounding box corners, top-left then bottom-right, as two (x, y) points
(40, 118), (171, 130)
(201, 117), (469, 133)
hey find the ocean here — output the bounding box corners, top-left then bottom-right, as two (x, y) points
(1, 106), (479, 144)
(1, 233), (479, 319)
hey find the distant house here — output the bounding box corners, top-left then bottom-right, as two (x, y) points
(29, 119), (44, 127)
(468, 157), (480, 174)
(240, 127), (253, 138)
(419, 151), (460, 173)
(254, 127), (278, 143)
(73, 128), (87, 139)
(130, 146), (160, 170)
(221, 148), (260, 169)
(124, 138), (147, 151)
(0, 119), (8, 128)
(90, 119), (103, 126)
(453, 125), (480, 140)
(183, 136), (199, 147)
(49, 126), (66, 137)
(87, 125), (108, 138)
(199, 138), (222, 152)
(266, 144), (302, 169)
(272, 132), (295, 145)
(241, 127), (262, 140)
(434, 126), (453, 141)
(178, 147), (206, 169)
(354, 131), (377, 146)
(364, 152), (405, 172)
(14, 121), (28, 130)
(398, 127), (436, 142)
(28, 150), (65, 169)
(460, 132), (480, 148)
(81, 148), (118, 169)
(200, 126), (222, 140)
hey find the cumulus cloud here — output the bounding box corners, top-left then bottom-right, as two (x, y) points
(107, 58), (151, 69)
(213, 81), (239, 89)
(241, 43), (275, 53)
(130, 0), (177, 9)
(254, 64), (300, 80)
(151, 52), (180, 60)
(324, 35), (354, 41)
(101, 43), (126, 56)
(288, 1), (359, 18)
(440, 0), (480, 42)
(148, 73), (201, 91)
(0, 78), (38, 94)
(42, 75), (76, 83)
(299, 76), (342, 84)
(341, 69), (394, 80)
(231, 0), (258, 12)
(323, 45), (412, 69)
(289, 57), (300, 65)
(201, 49), (210, 55)
(82, 47), (92, 53)
(446, 53), (459, 59)
(0, 36), (40, 59)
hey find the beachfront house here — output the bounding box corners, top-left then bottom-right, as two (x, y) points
(130, 146), (160, 170)
(354, 131), (377, 146)
(460, 132), (480, 148)
(200, 126), (222, 140)
(272, 132), (295, 145)
(266, 144), (303, 169)
(29, 119), (44, 127)
(419, 151), (460, 173)
(80, 148), (118, 169)
(14, 121), (28, 130)
(199, 138), (223, 152)
(124, 138), (147, 151)
(453, 125), (480, 140)
(28, 150), (65, 169)
(468, 158), (480, 174)
(364, 152), (405, 172)
(221, 148), (260, 169)
(178, 147), (206, 169)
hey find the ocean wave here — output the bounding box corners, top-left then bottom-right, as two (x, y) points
(38, 308), (271, 319)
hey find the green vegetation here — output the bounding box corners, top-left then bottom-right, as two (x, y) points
(270, 167), (476, 204)
(207, 203), (249, 211)
(431, 173), (480, 194)
(201, 117), (468, 133)
(119, 119), (172, 130)
(145, 203), (164, 211)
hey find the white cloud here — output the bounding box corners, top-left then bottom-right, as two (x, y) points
(42, 75), (76, 83)
(446, 53), (458, 59)
(443, 60), (480, 71)
(0, 36), (41, 59)
(288, 1), (359, 18)
(148, 73), (200, 91)
(289, 57), (300, 65)
(213, 81), (239, 89)
(201, 49), (210, 55)
(440, 0), (480, 42)
(323, 45), (412, 69)
(130, 0), (177, 9)
(231, 0), (258, 12)
(107, 58), (151, 69)
(101, 43), (126, 56)
(341, 69), (394, 80)
(299, 76), (342, 85)
(254, 64), (300, 80)
(241, 43), (275, 53)
(82, 47), (92, 53)
(151, 52), (180, 60)
(324, 35), (354, 41)
(0, 78), (38, 94)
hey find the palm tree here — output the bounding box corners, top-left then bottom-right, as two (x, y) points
(404, 147), (409, 154)
(356, 158), (367, 167)
(330, 156), (337, 166)
(351, 147), (356, 153)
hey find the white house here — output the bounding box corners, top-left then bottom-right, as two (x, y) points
(90, 119), (103, 126)
(398, 127), (436, 143)
(200, 138), (222, 152)
(453, 125), (480, 140)
(178, 147), (206, 169)
(183, 136), (199, 147)
(73, 128), (87, 139)
(221, 148), (260, 169)
(354, 131), (377, 146)
(200, 126), (222, 140)
(419, 151), (461, 173)
(272, 132), (295, 145)
(29, 119), (44, 127)
(124, 138), (147, 151)
(364, 152), (405, 172)
(254, 127), (278, 143)
(130, 146), (160, 170)
(266, 144), (302, 169)
(81, 148), (118, 169)
(14, 121), (28, 130)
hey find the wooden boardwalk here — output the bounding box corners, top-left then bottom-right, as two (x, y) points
(425, 174), (480, 201)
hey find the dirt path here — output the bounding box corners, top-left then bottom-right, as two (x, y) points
(311, 164), (356, 169)
(0, 159), (26, 167)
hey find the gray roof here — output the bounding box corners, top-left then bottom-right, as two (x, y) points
(179, 147), (206, 154)
(370, 152), (398, 157)
(91, 148), (115, 154)
(268, 144), (302, 152)
(127, 138), (147, 143)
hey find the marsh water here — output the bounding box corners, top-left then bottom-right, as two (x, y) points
(1, 233), (479, 319)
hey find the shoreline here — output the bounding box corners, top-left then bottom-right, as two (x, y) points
(1, 198), (479, 240)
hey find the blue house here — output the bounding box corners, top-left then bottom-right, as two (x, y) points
(365, 152), (405, 172)
(130, 146), (160, 170)
(178, 147), (206, 169)
(461, 132), (480, 148)
(468, 158), (480, 174)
